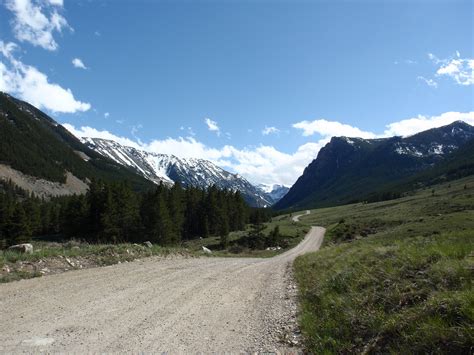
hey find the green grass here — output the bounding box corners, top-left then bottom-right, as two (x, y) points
(182, 215), (309, 258)
(294, 176), (474, 354)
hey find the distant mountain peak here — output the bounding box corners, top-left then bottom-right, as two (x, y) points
(82, 137), (278, 207)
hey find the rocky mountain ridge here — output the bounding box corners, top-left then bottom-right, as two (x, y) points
(81, 138), (285, 207)
(275, 120), (474, 209)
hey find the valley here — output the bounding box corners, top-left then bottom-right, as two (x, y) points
(1, 92), (473, 353)
(0, 0), (472, 352)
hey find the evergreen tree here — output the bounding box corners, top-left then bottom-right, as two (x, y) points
(141, 185), (173, 245)
(246, 220), (266, 249)
(5, 204), (31, 246)
(168, 182), (184, 244)
(61, 195), (88, 239)
(267, 225), (281, 247)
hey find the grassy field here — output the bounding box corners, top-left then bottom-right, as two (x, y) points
(293, 176), (474, 353)
(182, 213), (309, 258)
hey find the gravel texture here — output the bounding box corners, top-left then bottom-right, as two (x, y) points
(0, 217), (324, 353)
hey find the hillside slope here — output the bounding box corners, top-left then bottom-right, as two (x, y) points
(275, 121), (474, 210)
(293, 175), (473, 353)
(0, 92), (153, 194)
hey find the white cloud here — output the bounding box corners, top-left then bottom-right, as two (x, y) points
(64, 123), (323, 186)
(417, 76), (438, 88)
(294, 113), (474, 140)
(382, 111), (474, 137)
(63, 124), (142, 149)
(0, 41), (90, 113)
(104, 112), (110, 118)
(72, 58), (87, 70)
(5, 0), (71, 51)
(262, 126), (280, 135)
(429, 52), (474, 86)
(293, 119), (376, 138)
(204, 117), (220, 136)
(64, 112), (474, 186)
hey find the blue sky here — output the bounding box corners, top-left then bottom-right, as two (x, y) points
(0, 0), (473, 185)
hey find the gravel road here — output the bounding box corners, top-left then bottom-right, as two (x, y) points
(292, 210), (310, 222)
(0, 216), (324, 353)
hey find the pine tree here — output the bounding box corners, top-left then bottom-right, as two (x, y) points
(61, 195), (87, 239)
(141, 185), (173, 245)
(168, 182), (184, 244)
(114, 182), (140, 242)
(5, 204), (31, 246)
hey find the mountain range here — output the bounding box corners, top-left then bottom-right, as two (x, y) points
(2, 91), (473, 210)
(275, 120), (474, 210)
(0, 92), (285, 206)
(81, 138), (285, 207)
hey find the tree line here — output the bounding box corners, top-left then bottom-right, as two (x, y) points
(0, 179), (270, 249)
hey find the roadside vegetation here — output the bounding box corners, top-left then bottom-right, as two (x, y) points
(183, 214), (309, 258)
(0, 241), (189, 283)
(0, 186), (305, 282)
(293, 176), (474, 353)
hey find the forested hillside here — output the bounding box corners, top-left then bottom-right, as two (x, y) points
(0, 92), (152, 191)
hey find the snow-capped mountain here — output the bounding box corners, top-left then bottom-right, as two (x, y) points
(81, 138), (274, 207)
(256, 184), (290, 203)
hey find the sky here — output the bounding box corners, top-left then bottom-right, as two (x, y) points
(0, 0), (473, 186)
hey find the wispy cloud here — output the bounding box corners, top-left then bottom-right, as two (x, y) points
(428, 51), (474, 86)
(72, 58), (87, 70)
(104, 112), (110, 118)
(417, 76), (438, 88)
(394, 59), (417, 65)
(5, 0), (71, 51)
(0, 41), (90, 113)
(262, 126), (280, 136)
(204, 117), (220, 136)
(180, 126), (196, 136)
(131, 124), (143, 140)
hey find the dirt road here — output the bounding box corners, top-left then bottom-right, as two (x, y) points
(0, 219), (324, 353)
(292, 210), (310, 222)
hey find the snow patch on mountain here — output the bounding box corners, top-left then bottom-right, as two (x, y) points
(82, 138), (275, 207)
(257, 184), (290, 203)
